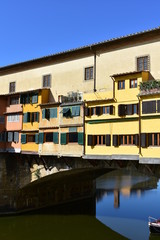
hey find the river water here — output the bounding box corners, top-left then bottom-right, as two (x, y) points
(96, 169), (160, 240)
(0, 169), (159, 240)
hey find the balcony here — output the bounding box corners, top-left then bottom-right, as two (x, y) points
(139, 80), (160, 96)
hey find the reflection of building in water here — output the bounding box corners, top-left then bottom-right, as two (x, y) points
(96, 170), (159, 208)
(114, 190), (120, 208)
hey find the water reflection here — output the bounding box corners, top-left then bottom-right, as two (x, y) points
(96, 169), (159, 240)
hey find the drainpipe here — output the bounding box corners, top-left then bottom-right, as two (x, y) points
(83, 101), (85, 157)
(138, 97), (141, 155)
(94, 53), (96, 92)
(90, 47), (97, 92)
(111, 77), (115, 99)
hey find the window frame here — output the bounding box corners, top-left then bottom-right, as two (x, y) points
(42, 74), (51, 88)
(118, 80), (125, 90)
(9, 82), (16, 93)
(84, 66), (94, 81)
(10, 96), (19, 105)
(130, 79), (137, 88)
(136, 55), (150, 71)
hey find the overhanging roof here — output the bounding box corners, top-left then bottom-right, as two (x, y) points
(0, 27), (160, 73)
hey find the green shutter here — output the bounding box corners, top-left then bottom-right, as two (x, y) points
(61, 133), (67, 145)
(53, 132), (59, 144)
(50, 108), (57, 118)
(42, 109), (46, 119)
(21, 134), (26, 144)
(72, 106), (80, 117)
(72, 106), (76, 116)
(39, 132), (44, 144)
(23, 113), (27, 123)
(78, 132), (83, 145)
(36, 112), (39, 122)
(35, 133), (39, 144)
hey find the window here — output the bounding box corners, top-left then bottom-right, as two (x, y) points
(43, 74), (51, 88)
(31, 112), (39, 122)
(9, 82), (16, 93)
(27, 134), (35, 143)
(118, 80), (125, 90)
(0, 116), (5, 124)
(46, 133), (53, 142)
(142, 101), (156, 114)
(95, 135), (105, 145)
(130, 79), (137, 88)
(8, 114), (20, 122)
(10, 96), (19, 105)
(20, 93), (38, 104)
(148, 133), (160, 146)
(137, 56), (149, 71)
(103, 106), (110, 114)
(69, 132), (78, 143)
(85, 67), (93, 80)
(119, 135), (136, 145)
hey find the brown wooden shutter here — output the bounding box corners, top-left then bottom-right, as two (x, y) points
(109, 105), (114, 115)
(135, 134), (139, 146)
(141, 133), (147, 148)
(113, 135), (119, 147)
(88, 135), (93, 146)
(118, 105), (126, 116)
(157, 100), (160, 113)
(106, 135), (111, 146)
(96, 106), (101, 115)
(85, 107), (90, 116)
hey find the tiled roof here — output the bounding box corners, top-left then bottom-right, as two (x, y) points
(0, 26), (160, 70)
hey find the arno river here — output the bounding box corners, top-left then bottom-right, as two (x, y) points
(0, 169), (159, 240)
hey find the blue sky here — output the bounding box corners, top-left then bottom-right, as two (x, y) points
(0, 0), (160, 66)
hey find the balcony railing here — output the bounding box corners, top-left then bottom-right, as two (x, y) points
(139, 80), (160, 96)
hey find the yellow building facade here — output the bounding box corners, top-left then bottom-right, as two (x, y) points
(84, 71), (160, 163)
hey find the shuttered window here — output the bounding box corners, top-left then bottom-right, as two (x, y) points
(53, 132), (59, 144)
(142, 101), (156, 114)
(21, 134), (26, 144)
(61, 133), (67, 145)
(78, 132), (83, 145)
(113, 135), (119, 147)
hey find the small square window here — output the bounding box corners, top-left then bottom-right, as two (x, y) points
(137, 56), (149, 71)
(118, 80), (125, 90)
(42, 74), (51, 88)
(9, 82), (16, 93)
(85, 67), (93, 80)
(130, 79), (137, 88)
